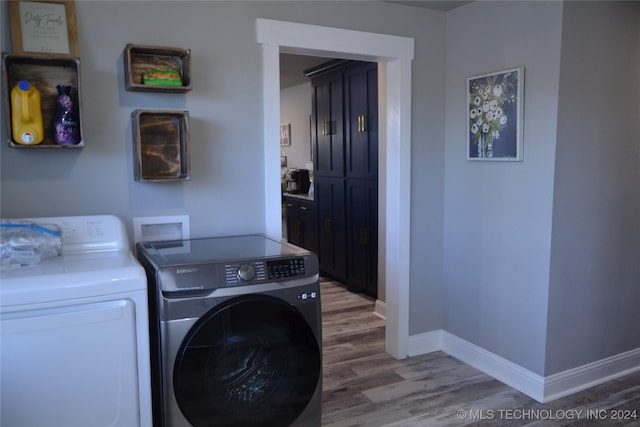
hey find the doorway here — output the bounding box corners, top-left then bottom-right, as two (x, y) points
(257, 18), (413, 359)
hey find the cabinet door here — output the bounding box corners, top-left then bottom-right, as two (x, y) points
(312, 70), (344, 178)
(315, 178), (346, 281)
(298, 200), (317, 254)
(346, 179), (378, 298)
(285, 199), (301, 247)
(345, 63), (378, 180)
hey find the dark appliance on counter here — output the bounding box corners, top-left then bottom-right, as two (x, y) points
(286, 169), (311, 194)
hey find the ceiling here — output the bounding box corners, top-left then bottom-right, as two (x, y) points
(280, 54), (331, 89)
(279, 1), (472, 89)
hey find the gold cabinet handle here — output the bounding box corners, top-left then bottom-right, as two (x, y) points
(357, 115), (367, 132)
(321, 120), (335, 136)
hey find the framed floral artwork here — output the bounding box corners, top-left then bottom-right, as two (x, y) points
(467, 67), (523, 161)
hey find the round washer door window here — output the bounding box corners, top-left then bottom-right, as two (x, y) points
(173, 295), (321, 427)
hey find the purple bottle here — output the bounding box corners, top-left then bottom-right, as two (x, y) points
(54, 85), (80, 145)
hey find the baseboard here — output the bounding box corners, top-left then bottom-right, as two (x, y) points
(439, 331), (545, 402)
(373, 299), (386, 320)
(542, 347), (640, 402)
(407, 330), (640, 403)
(408, 329), (443, 356)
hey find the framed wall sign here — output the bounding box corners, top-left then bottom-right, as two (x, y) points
(280, 123), (291, 146)
(467, 67), (524, 161)
(9, 0), (80, 57)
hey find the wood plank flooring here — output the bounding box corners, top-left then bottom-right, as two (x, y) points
(319, 278), (640, 426)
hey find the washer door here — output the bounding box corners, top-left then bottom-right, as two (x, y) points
(173, 295), (321, 427)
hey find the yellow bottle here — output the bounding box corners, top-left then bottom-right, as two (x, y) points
(11, 80), (44, 145)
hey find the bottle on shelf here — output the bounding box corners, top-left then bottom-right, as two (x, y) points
(10, 80), (44, 145)
(54, 85), (80, 145)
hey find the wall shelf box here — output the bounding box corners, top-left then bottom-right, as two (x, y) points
(132, 110), (191, 182)
(2, 53), (84, 148)
(123, 44), (192, 93)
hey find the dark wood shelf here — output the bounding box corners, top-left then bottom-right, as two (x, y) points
(123, 44), (191, 93)
(132, 109), (190, 182)
(2, 53), (84, 148)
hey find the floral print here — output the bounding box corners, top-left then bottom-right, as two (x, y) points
(468, 70), (518, 158)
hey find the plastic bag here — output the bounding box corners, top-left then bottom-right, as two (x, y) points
(1, 220), (62, 267)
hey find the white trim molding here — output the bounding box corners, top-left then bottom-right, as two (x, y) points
(409, 330), (640, 403)
(257, 18), (414, 359)
(373, 299), (386, 320)
(542, 347), (640, 402)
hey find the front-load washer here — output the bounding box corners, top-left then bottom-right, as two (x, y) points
(0, 215), (152, 427)
(136, 235), (322, 427)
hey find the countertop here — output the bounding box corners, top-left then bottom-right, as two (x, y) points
(283, 192), (314, 202)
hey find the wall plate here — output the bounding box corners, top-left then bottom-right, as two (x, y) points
(133, 215), (190, 244)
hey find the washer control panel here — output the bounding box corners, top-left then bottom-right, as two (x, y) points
(224, 262), (265, 285)
(266, 258), (305, 279)
(222, 257), (306, 286)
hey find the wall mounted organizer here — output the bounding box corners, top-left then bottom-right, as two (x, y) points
(131, 109), (190, 182)
(124, 44), (192, 93)
(2, 53), (84, 148)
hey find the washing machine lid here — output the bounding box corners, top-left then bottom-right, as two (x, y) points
(1, 215), (146, 308)
(138, 235), (309, 266)
(1, 250), (147, 308)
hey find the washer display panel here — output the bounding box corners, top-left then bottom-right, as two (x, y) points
(173, 295), (321, 427)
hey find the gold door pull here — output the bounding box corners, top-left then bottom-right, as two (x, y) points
(357, 115), (367, 132)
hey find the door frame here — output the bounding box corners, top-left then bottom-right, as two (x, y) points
(257, 18), (413, 358)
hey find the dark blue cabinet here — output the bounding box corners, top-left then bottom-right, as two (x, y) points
(346, 179), (378, 296)
(311, 67), (344, 178)
(307, 60), (378, 298)
(284, 196), (317, 253)
(314, 178), (347, 281)
(345, 62), (378, 180)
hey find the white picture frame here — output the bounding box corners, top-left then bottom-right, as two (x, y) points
(467, 67), (524, 161)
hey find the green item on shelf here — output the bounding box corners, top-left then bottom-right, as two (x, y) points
(142, 68), (182, 86)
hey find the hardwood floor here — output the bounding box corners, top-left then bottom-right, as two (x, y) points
(319, 279), (640, 426)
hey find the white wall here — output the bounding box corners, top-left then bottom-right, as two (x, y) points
(280, 82), (312, 177)
(444, 1), (564, 375)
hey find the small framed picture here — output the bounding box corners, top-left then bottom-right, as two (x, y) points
(280, 156), (287, 167)
(467, 67), (523, 161)
(280, 123), (291, 146)
(9, 0), (80, 57)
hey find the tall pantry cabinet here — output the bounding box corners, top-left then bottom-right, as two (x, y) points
(307, 60), (378, 298)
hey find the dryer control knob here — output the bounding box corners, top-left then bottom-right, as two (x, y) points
(237, 264), (255, 281)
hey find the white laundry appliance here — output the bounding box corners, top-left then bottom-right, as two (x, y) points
(0, 215), (152, 427)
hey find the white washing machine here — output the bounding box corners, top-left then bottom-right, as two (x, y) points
(0, 215), (152, 427)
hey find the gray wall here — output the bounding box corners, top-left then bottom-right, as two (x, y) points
(1, 1), (446, 333)
(443, 0), (640, 376)
(3, 1), (638, 377)
(444, 1), (564, 375)
(546, 1), (640, 375)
